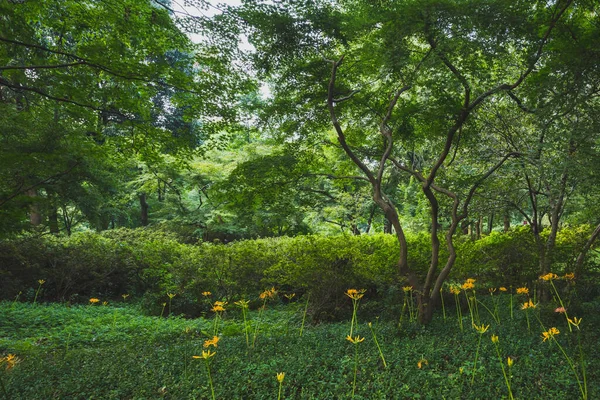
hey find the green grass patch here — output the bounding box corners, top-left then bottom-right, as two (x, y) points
(0, 298), (598, 399)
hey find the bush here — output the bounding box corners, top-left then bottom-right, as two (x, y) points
(1, 226), (598, 319)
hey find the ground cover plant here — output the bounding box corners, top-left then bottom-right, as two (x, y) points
(1, 276), (598, 399)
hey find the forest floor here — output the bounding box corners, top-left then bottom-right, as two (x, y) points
(0, 298), (599, 399)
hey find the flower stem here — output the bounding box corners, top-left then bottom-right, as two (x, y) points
(300, 293), (310, 337)
(493, 342), (514, 400)
(553, 337), (585, 399)
(471, 333), (482, 385)
(368, 323), (387, 368)
(205, 359), (216, 400)
(550, 280), (572, 332)
(351, 342), (358, 398)
(440, 288), (446, 321)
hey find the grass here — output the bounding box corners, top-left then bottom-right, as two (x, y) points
(0, 295), (599, 399)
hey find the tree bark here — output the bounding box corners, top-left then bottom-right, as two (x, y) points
(140, 192), (149, 226)
(574, 223), (600, 277)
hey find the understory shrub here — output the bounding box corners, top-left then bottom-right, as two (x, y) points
(0, 226), (598, 319)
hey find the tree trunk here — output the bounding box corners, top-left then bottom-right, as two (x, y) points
(574, 223), (600, 277)
(487, 212), (494, 234)
(140, 192), (149, 226)
(26, 189), (42, 226)
(503, 212), (510, 232)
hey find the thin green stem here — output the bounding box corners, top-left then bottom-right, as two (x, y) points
(525, 309), (530, 333)
(252, 299), (267, 347)
(577, 332), (588, 399)
(476, 299), (499, 324)
(33, 283), (43, 305)
(277, 380), (283, 400)
(368, 323), (387, 368)
(550, 281), (572, 332)
(440, 288), (446, 321)
(241, 307), (249, 348)
(493, 342), (514, 400)
(454, 293), (463, 332)
(351, 343), (358, 398)
(552, 337), (585, 399)
(300, 293), (310, 337)
(205, 360), (216, 400)
(471, 333), (483, 385)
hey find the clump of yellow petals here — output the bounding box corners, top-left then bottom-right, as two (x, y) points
(461, 281), (474, 290)
(234, 299), (249, 308)
(507, 357), (514, 368)
(449, 286), (461, 295)
(472, 323), (490, 334)
(1, 354), (21, 370)
(167, 293), (176, 299)
(203, 336), (220, 348)
(284, 293), (296, 300)
(202, 291), (212, 297)
(489, 288), (497, 294)
(346, 335), (365, 344)
(260, 287), (277, 300)
(466, 278), (476, 284)
(499, 287), (507, 292)
(521, 299), (537, 310)
(193, 350), (216, 360)
(276, 372), (285, 383)
(567, 316), (582, 329)
(540, 273), (559, 281)
(516, 287), (529, 295)
(491, 334), (499, 343)
(345, 288), (366, 300)
(417, 357), (428, 369)
(542, 327), (560, 342)
(38, 279), (46, 285)
(89, 298), (100, 304)
(563, 272), (575, 280)
(402, 286), (413, 293)
(211, 301), (226, 313)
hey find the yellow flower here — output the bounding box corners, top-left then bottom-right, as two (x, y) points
(202, 291), (212, 297)
(346, 335), (365, 344)
(563, 272), (575, 280)
(214, 300), (227, 306)
(234, 299), (250, 308)
(276, 372), (285, 383)
(472, 323), (489, 334)
(402, 286), (413, 293)
(567, 317), (582, 329)
(542, 327), (560, 342)
(38, 279), (45, 285)
(199, 350), (216, 359)
(489, 288), (497, 294)
(516, 287), (529, 295)
(554, 306), (566, 313)
(491, 334), (499, 343)
(540, 273), (559, 281)
(461, 282), (474, 290)
(521, 299), (536, 310)
(260, 287), (277, 300)
(499, 287), (507, 292)
(466, 278), (476, 284)
(162, 302), (167, 307)
(449, 286), (461, 295)
(507, 357), (514, 368)
(2, 354), (21, 370)
(345, 288), (366, 300)
(284, 293), (296, 300)
(167, 293), (176, 299)
(122, 294), (129, 300)
(211, 305), (225, 313)
(102, 301), (108, 306)
(203, 336), (220, 348)
(417, 358), (428, 369)
(89, 298), (100, 304)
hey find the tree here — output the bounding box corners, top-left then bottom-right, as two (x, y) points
(225, 0), (584, 322)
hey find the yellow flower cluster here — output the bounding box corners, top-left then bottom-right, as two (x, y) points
(402, 286), (413, 293)
(193, 350), (216, 360)
(567, 317), (582, 329)
(472, 323), (489, 334)
(346, 335), (365, 344)
(540, 273), (559, 281)
(234, 299), (250, 308)
(202, 291), (212, 297)
(491, 334), (499, 343)
(276, 372), (285, 383)
(563, 272), (575, 280)
(345, 289), (366, 300)
(461, 279), (476, 290)
(521, 299), (537, 310)
(449, 286), (461, 295)
(260, 287), (277, 300)
(417, 358), (428, 369)
(89, 298), (100, 304)
(211, 301), (227, 313)
(516, 287), (529, 295)
(499, 287), (507, 292)
(203, 336), (220, 348)
(1, 354), (20, 371)
(542, 327), (560, 342)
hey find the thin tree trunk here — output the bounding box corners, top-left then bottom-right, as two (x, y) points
(575, 223), (600, 277)
(26, 189), (42, 226)
(140, 192), (149, 226)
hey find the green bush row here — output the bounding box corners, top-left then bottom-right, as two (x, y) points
(0, 226), (597, 318)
